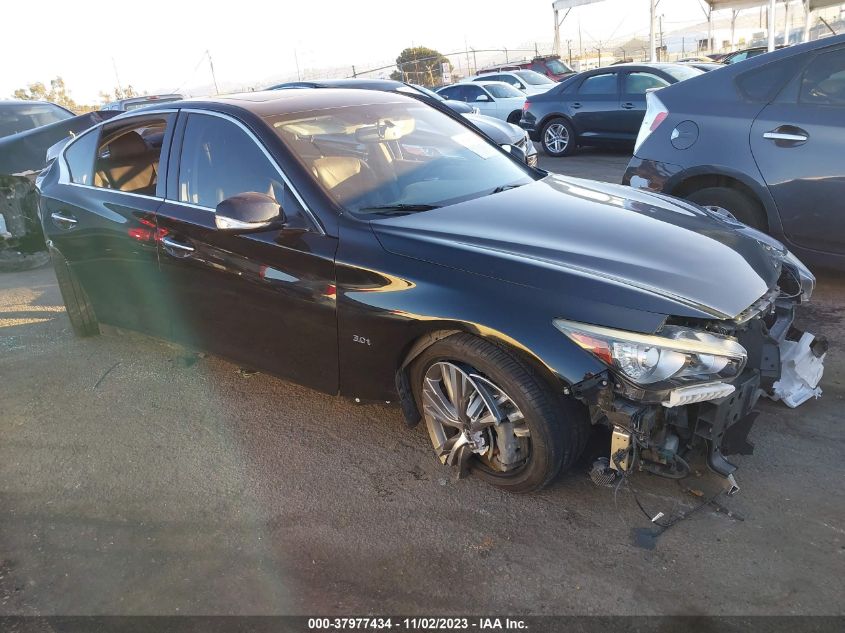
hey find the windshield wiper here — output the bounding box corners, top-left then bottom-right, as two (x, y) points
(359, 203), (441, 215)
(491, 183), (526, 194)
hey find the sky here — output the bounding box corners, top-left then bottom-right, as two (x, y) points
(1, 0), (730, 103)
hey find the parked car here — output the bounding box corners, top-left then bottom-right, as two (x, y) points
(269, 79), (537, 167)
(437, 81), (526, 123)
(37, 89), (820, 493)
(623, 34), (845, 270)
(471, 70), (557, 95)
(101, 94), (183, 111)
(520, 63), (704, 156)
(681, 61), (725, 72)
(722, 45), (785, 64)
(477, 54), (576, 82)
(0, 109), (119, 270)
(677, 56), (714, 63)
(0, 100), (74, 138)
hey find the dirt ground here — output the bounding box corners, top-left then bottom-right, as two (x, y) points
(1, 152), (843, 616)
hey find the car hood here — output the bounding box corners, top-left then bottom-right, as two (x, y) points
(371, 175), (783, 323)
(463, 114), (521, 144)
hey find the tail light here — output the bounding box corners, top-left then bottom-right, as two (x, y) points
(634, 91), (668, 154)
(522, 100), (531, 111)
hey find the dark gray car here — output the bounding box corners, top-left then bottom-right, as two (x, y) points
(519, 63), (702, 156)
(623, 34), (845, 270)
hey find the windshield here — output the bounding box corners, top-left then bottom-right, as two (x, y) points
(514, 70), (555, 85)
(267, 101), (534, 216)
(661, 65), (705, 81)
(545, 59), (573, 74)
(0, 103), (73, 137)
(484, 83), (523, 98)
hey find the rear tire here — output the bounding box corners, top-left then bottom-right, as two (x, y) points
(410, 333), (585, 493)
(686, 187), (767, 232)
(540, 117), (576, 157)
(507, 110), (522, 124)
(52, 251), (99, 337)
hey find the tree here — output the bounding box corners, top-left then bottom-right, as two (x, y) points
(389, 47), (452, 87)
(99, 85), (143, 104)
(12, 76), (96, 113)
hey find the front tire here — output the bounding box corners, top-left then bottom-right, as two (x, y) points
(51, 251), (99, 337)
(686, 187), (767, 232)
(540, 117), (576, 157)
(410, 333), (584, 493)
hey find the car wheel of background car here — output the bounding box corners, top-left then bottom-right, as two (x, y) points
(507, 110), (522, 124)
(687, 187), (767, 232)
(51, 250), (99, 337)
(410, 333), (584, 493)
(541, 118), (575, 157)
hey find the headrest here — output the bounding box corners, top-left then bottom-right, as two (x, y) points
(109, 131), (148, 160)
(312, 156), (363, 190)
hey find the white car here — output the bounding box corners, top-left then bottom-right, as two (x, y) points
(471, 70), (557, 96)
(436, 81), (526, 123)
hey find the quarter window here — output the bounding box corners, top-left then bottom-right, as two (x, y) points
(801, 48), (845, 106)
(624, 72), (670, 94)
(64, 129), (99, 185)
(93, 117), (170, 195)
(178, 114), (285, 209)
(578, 73), (618, 95)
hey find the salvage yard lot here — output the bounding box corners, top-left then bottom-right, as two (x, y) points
(1, 150), (843, 615)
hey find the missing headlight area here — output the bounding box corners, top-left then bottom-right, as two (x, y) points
(568, 273), (826, 493)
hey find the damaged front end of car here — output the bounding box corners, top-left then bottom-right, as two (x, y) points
(561, 251), (825, 495)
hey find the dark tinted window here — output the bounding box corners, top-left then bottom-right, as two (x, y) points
(624, 72), (670, 94)
(801, 48), (845, 106)
(178, 114), (285, 208)
(737, 55), (807, 102)
(0, 103), (73, 137)
(64, 129), (99, 185)
(462, 85), (486, 101)
(578, 73), (618, 95)
(438, 86), (463, 100)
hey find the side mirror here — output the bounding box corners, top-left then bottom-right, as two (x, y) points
(215, 192), (283, 231)
(476, 94), (491, 102)
(502, 143), (528, 165)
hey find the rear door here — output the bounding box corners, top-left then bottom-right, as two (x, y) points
(570, 71), (623, 140)
(154, 110), (339, 392)
(750, 46), (845, 254)
(40, 112), (175, 335)
(619, 70), (671, 141)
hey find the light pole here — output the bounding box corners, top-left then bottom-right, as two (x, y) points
(768, 0), (777, 51)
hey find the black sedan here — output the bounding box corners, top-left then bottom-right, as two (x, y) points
(270, 79), (537, 166)
(520, 63), (703, 156)
(37, 89), (819, 493)
(624, 34), (845, 270)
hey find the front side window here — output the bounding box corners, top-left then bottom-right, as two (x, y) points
(801, 48), (845, 106)
(93, 116), (170, 195)
(484, 84), (522, 99)
(462, 85), (486, 101)
(624, 72), (670, 94)
(268, 101), (535, 216)
(178, 114), (285, 208)
(438, 86), (463, 101)
(578, 73), (618, 95)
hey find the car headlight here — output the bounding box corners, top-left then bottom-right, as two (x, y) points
(553, 319), (747, 387)
(780, 250), (815, 302)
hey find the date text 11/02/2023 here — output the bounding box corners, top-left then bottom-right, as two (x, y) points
(307, 617), (528, 630)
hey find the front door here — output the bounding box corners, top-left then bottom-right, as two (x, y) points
(750, 46), (845, 254)
(155, 111), (339, 393)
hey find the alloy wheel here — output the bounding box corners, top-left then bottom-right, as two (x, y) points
(421, 361), (530, 472)
(544, 123), (569, 154)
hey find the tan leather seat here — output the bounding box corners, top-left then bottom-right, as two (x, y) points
(94, 131), (158, 195)
(311, 156), (380, 208)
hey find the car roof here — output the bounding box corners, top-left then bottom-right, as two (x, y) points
(140, 88), (412, 118)
(270, 78), (406, 91)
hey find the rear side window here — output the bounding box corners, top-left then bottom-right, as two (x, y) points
(624, 72), (670, 94)
(93, 117), (170, 195)
(736, 55), (807, 102)
(438, 86), (463, 101)
(578, 73), (618, 95)
(64, 129), (99, 185)
(178, 113), (285, 208)
(801, 48), (845, 106)
(462, 85), (487, 101)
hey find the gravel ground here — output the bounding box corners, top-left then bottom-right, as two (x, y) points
(0, 151), (843, 616)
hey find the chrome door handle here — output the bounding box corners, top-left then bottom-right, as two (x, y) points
(571, 102), (582, 109)
(50, 212), (78, 229)
(621, 102), (636, 110)
(763, 131), (808, 142)
(161, 236), (195, 256)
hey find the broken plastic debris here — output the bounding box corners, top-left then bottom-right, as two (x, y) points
(769, 332), (825, 408)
